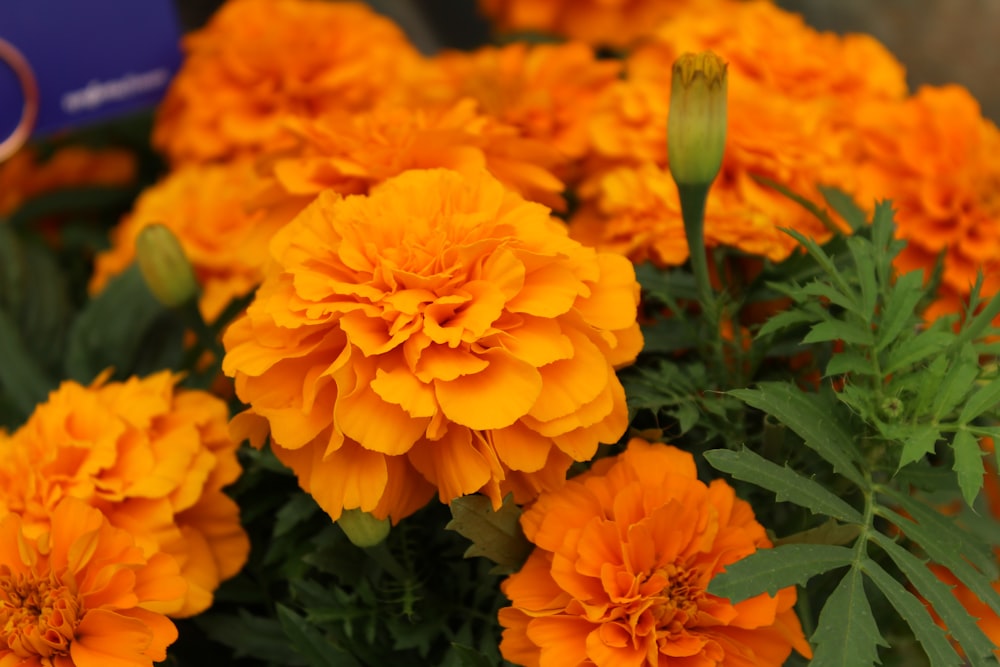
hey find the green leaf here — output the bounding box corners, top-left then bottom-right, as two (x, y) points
(952, 429), (986, 506)
(880, 505), (1000, 617)
(880, 489), (997, 578)
(932, 346), (980, 420)
(704, 448), (863, 524)
(446, 494), (531, 574)
(802, 320), (875, 347)
(898, 429), (941, 470)
(798, 280), (861, 315)
(870, 532), (999, 666)
(773, 519), (861, 547)
(274, 492), (321, 538)
(953, 284), (1000, 349)
(846, 236), (877, 320)
(884, 330), (956, 376)
(7, 185), (137, 228)
(826, 351), (879, 378)
(730, 384), (865, 487)
(195, 610), (308, 665)
(277, 604), (358, 667)
(0, 310), (56, 420)
(707, 543), (854, 603)
(860, 557), (962, 667)
(449, 643), (495, 667)
(959, 378), (1000, 424)
(819, 185), (867, 232)
(875, 270), (925, 352)
(755, 308), (817, 338)
(810, 567), (888, 667)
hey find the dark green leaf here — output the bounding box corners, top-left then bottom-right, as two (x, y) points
(446, 494), (531, 574)
(704, 448), (863, 523)
(870, 532), (999, 666)
(819, 186), (867, 232)
(846, 236), (877, 320)
(860, 558), (962, 667)
(898, 429), (941, 470)
(730, 384), (865, 487)
(802, 320), (874, 347)
(195, 610), (307, 665)
(952, 429), (986, 506)
(826, 351), (879, 378)
(884, 331), (955, 376)
(0, 310), (56, 419)
(876, 270), (925, 352)
(932, 347), (980, 420)
(810, 568), (887, 667)
(774, 519), (861, 547)
(449, 643), (495, 667)
(959, 378), (1000, 424)
(755, 308), (817, 338)
(274, 493), (321, 538)
(953, 285), (1000, 349)
(277, 604), (358, 667)
(707, 543), (854, 603)
(799, 281), (862, 316)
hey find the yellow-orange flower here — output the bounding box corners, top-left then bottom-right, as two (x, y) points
(476, 0), (710, 48)
(0, 145), (136, 218)
(153, 0), (422, 164)
(264, 99), (567, 212)
(850, 85), (1000, 319)
(0, 372), (249, 617)
(414, 42), (621, 165)
(499, 438), (812, 667)
(223, 168), (643, 524)
(89, 161), (285, 321)
(0, 498), (187, 667)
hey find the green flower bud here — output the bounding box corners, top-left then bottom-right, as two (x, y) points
(338, 508), (391, 548)
(667, 51), (728, 188)
(135, 223), (198, 308)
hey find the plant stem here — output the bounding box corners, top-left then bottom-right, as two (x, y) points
(678, 182), (714, 318)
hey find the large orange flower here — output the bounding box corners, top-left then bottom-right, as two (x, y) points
(850, 85), (1000, 319)
(223, 168), (643, 524)
(499, 438), (812, 667)
(476, 0), (710, 48)
(153, 0), (422, 164)
(0, 498), (187, 667)
(89, 160), (284, 321)
(0, 145), (136, 218)
(0, 372), (249, 617)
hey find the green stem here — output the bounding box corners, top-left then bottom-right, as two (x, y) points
(678, 183), (714, 316)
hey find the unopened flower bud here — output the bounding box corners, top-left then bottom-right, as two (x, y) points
(667, 51), (728, 188)
(338, 508), (391, 548)
(135, 223), (198, 307)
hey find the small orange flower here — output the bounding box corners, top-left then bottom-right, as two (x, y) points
(90, 160), (284, 321)
(153, 0), (422, 164)
(499, 438), (812, 667)
(476, 0), (710, 48)
(0, 145), (136, 218)
(0, 372), (249, 617)
(0, 498), (187, 667)
(223, 168), (643, 523)
(264, 99), (567, 212)
(850, 85), (1000, 319)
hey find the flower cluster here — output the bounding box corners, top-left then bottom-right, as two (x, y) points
(0, 372), (249, 618)
(223, 168), (642, 522)
(499, 439), (812, 666)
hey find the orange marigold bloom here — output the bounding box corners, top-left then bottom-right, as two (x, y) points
(499, 438), (812, 667)
(223, 168), (643, 523)
(0, 498), (187, 667)
(0, 145), (136, 218)
(477, 0), (710, 48)
(153, 0), (422, 164)
(89, 161), (283, 321)
(264, 99), (567, 212)
(850, 85), (1000, 317)
(414, 42), (621, 165)
(0, 372), (249, 618)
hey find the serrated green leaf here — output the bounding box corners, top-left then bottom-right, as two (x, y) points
(755, 308), (817, 338)
(884, 330), (955, 376)
(730, 384), (865, 487)
(870, 532), (999, 666)
(876, 270), (925, 352)
(959, 378), (1000, 424)
(277, 604), (357, 667)
(860, 557), (962, 667)
(446, 494), (531, 574)
(803, 320), (875, 347)
(707, 543), (854, 603)
(952, 429), (986, 506)
(195, 610), (308, 665)
(819, 185), (867, 232)
(704, 448), (863, 523)
(810, 567), (888, 667)
(879, 505), (1000, 618)
(898, 429), (941, 470)
(799, 281), (862, 316)
(774, 519), (861, 547)
(880, 489), (997, 578)
(953, 285), (1000, 349)
(826, 350), (879, 378)
(932, 347), (980, 420)
(847, 236), (877, 320)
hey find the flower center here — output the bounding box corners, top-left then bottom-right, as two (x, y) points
(0, 571), (81, 659)
(650, 564), (701, 630)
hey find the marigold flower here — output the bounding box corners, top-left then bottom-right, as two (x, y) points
(223, 168), (643, 523)
(499, 438), (812, 667)
(264, 99), (567, 212)
(153, 0), (422, 164)
(0, 497), (187, 667)
(667, 51), (728, 189)
(477, 0), (710, 48)
(90, 161), (284, 321)
(850, 85), (1000, 319)
(0, 372), (249, 617)
(0, 145), (136, 218)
